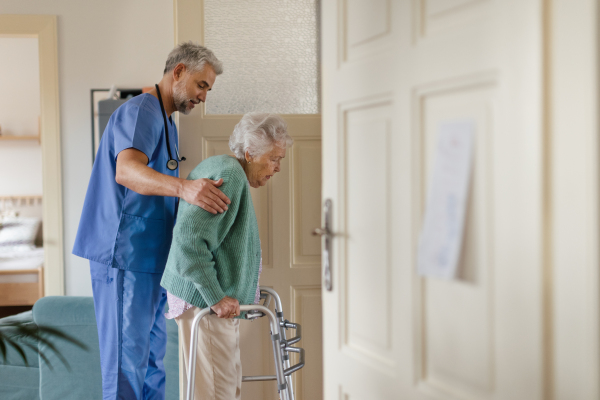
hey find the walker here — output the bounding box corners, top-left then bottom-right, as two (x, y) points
(186, 287), (305, 400)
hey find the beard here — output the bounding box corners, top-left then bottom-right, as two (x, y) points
(173, 79), (194, 115)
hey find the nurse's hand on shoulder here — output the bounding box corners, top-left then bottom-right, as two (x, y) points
(182, 178), (231, 214)
(210, 296), (241, 318)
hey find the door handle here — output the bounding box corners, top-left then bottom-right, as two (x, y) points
(312, 199), (334, 291)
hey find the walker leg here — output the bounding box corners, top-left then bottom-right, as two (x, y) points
(270, 327), (289, 400)
(261, 287), (296, 400)
(279, 318), (294, 400)
(186, 308), (212, 400)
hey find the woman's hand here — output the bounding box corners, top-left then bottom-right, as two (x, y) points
(210, 296), (240, 318)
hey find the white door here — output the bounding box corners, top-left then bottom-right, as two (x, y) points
(322, 1), (548, 399)
(174, 1), (323, 399)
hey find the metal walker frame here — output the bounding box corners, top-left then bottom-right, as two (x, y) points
(186, 287), (305, 400)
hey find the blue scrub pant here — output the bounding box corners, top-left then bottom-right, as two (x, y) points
(90, 261), (167, 400)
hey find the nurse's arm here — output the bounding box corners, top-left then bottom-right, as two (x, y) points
(115, 148), (231, 214)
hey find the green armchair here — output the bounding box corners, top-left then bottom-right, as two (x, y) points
(0, 296), (179, 400)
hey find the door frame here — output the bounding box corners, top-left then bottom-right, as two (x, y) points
(549, 1), (600, 397)
(0, 15), (64, 296)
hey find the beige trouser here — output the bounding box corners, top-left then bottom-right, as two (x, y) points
(176, 307), (242, 400)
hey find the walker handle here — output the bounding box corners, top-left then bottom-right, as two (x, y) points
(208, 308), (239, 317)
(283, 346), (305, 376)
(281, 321), (302, 346)
(209, 306), (255, 318)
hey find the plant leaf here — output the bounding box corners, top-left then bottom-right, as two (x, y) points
(37, 326), (88, 350)
(0, 321), (89, 370)
(0, 334), (7, 362)
(35, 335), (72, 371)
(3, 335), (29, 366)
(20, 340), (52, 370)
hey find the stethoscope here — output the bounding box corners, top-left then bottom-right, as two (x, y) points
(155, 84), (186, 171)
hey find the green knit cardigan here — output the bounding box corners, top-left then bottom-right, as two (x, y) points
(160, 155), (261, 310)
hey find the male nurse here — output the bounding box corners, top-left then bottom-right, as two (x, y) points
(73, 42), (228, 400)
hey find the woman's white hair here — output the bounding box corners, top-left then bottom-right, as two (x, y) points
(229, 113), (293, 160)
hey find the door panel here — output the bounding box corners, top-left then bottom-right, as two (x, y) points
(292, 139), (323, 267)
(416, 78), (495, 398)
(292, 285), (323, 400)
(342, 99), (394, 368)
(340, 0), (394, 64)
(322, 1), (545, 399)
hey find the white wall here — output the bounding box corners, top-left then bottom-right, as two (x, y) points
(0, 38), (40, 137)
(0, 142), (43, 196)
(0, 37), (43, 196)
(0, 0), (174, 295)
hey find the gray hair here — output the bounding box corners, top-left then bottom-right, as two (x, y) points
(163, 42), (223, 75)
(229, 113), (293, 160)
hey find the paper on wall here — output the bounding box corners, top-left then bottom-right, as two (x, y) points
(417, 121), (475, 279)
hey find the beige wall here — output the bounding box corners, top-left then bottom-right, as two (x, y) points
(0, 0), (174, 295)
(0, 37), (43, 196)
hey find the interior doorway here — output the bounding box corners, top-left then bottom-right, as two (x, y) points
(174, 1), (323, 399)
(0, 36), (45, 318)
(0, 15), (64, 306)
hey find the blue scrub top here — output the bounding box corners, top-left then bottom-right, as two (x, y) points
(73, 93), (179, 273)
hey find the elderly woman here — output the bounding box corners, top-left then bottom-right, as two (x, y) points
(160, 112), (293, 399)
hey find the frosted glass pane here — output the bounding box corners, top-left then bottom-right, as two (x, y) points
(204, 0), (320, 114)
